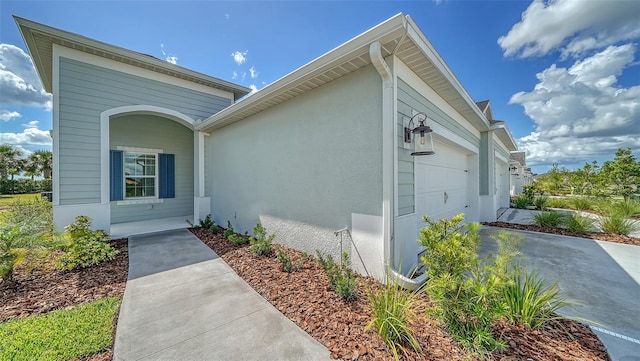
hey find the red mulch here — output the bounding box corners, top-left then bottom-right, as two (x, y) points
(191, 228), (610, 361)
(0, 239), (129, 361)
(483, 221), (640, 246)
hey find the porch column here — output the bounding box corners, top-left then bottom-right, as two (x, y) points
(194, 131), (210, 223)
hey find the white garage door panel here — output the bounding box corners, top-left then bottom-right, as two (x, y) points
(415, 142), (469, 225)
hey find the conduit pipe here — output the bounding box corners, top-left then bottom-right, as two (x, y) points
(369, 26), (427, 290)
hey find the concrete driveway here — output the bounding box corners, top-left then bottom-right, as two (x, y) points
(479, 226), (640, 361)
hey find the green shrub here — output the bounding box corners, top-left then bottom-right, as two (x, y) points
(223, 221), (235, 238)
(249, 223), (274, 256)
(198, 214), (214, 229)
(533, 196), (548, 210)
(276, 248), (305, 273)
(512, 194), (531, 209)
(502, 267), (569, 329)
(532, 211), (567, 228)
(366, 273), (422, 360)
(316, 250), (358, 301)
(418, 215), (520, 355)
(228, 231), (249, 245)
(566, 214), (595, 234)
(57, 216), (118, 271)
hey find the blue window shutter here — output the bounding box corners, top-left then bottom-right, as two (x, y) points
(110, 150), (124, 201)
(159, 153), (175, 199)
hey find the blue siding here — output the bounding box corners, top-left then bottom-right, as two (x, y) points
(57, 57), (231, 205)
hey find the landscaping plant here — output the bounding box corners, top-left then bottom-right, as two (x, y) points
(533, 196), (548, 211)
(366, 272), (422, 360)
(228, 231), (250, 245)
(512, 194), (531, 209)
(276, 247), (305, 273)
(566, 214), (595, 234)
(418, 215), (521, 355)
(570, 197), (594, 211)
(502, 267), (569, 329)
(197, 214), (220, 233)
(545, 197), (570, 209)
(223, 221), (235, 238)
(532, 211), (567, 228)
(599, 214), (638, 236)
(316, 250), (358, 301)
(0, 197), (53, 237)
(57, 216), (118, 270)
(248, 223), (274, 256)
(0, 197), (55, 283)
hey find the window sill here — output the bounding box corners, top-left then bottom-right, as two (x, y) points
(116, 198), (164, 206)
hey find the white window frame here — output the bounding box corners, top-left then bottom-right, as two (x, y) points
(116, 146), (164, 205)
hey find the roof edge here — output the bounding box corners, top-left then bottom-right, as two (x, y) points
(196, 13), (407, 131)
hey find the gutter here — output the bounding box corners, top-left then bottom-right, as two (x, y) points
(369, 23), (427, 290)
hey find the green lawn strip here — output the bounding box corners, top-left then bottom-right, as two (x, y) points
(0, 194), (41, 211)
(0, 297), (120, 361)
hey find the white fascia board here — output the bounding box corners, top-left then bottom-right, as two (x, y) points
(395, 57), (481, 141)
(55, 45), (233, 101)
(196, 13), (407, 132)
(490, 121), (518, 151)
(404, 15), (490, 131)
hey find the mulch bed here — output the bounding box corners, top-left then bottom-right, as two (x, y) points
(0, 238), (129, 361)
(191, 228), (610, 361)
(483, 221), (640, 246)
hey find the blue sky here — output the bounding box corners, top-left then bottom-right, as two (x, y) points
(1, 0), (639, 174)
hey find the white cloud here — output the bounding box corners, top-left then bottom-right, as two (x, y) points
(0, 119), (51, 147)
(511, 44), (640, 168)
(0, 110), (21, 121)
(249, 66), (259, 79)
(0, 44), (52, 110)
(160, 43), (178, 65)
(249, 84), (258, 94)
(232, 71), (238, 80)
(225, 13), (230, 20)
(231, 50), (248, 65)
(498, 0), (640, 58)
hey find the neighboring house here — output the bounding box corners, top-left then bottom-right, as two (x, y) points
(16, 13), (517, 281)
(509, 151), (533, 196)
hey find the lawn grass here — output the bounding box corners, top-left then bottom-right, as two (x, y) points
(0, 297), (120, 361)
(0, 193), (41, 211)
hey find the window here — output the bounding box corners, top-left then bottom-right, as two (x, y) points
(124, 152), (156, 198)
(110, 148), (174, 202)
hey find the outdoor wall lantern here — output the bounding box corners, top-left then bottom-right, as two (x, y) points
(404, 112), (435, 156)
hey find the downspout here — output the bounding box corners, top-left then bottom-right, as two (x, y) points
(369, 28), (427, 290)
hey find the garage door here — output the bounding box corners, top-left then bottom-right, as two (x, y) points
(415, 141), (469, 227)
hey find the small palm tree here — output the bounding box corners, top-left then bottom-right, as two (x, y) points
(0, 144), (24, 180)
(29, 150), (53, 179)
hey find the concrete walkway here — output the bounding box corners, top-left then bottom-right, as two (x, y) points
(479, 226), (640, 361)
(113, 229), (331, 361)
